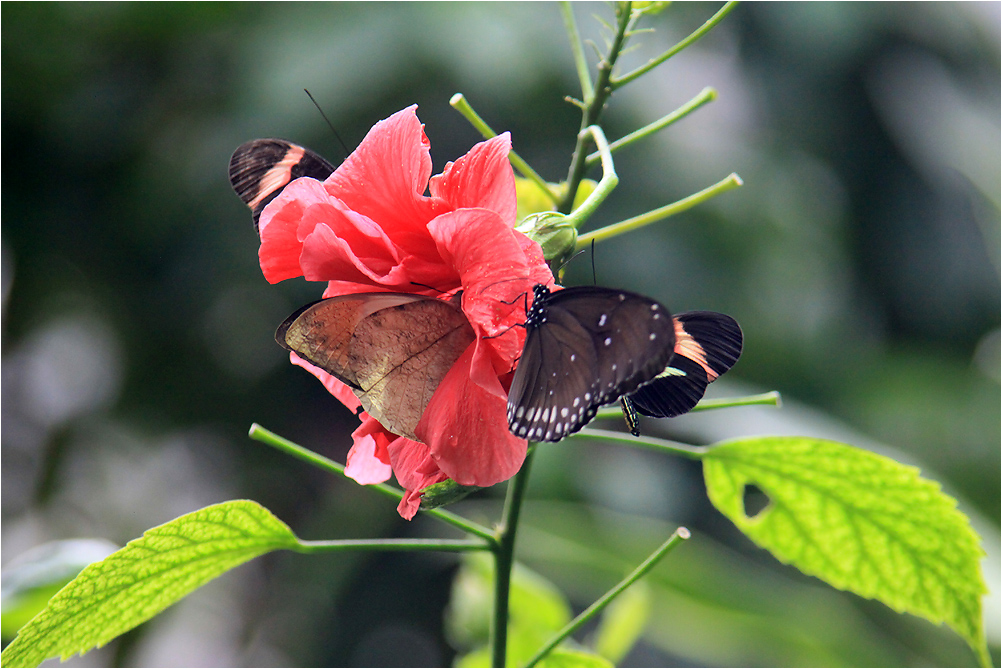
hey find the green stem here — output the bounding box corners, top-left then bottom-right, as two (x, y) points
(449, 93), (558, 205)
(594, 390), (782, 423)
(491, 445), (538, 668)
(563, 125), (617, 228)
(524, 527), (691, 667)
(248, 424), (496, 542)
(585, 87), (717, 166)
(576, 172), (742, 250)
(558, 1), (633, 214)
(613, 1), (740, 88)
(569, 428), (709, 460)
(691, 390), (782, 412)
(560, 1), (593, 102)
(295, 538), (490, 554)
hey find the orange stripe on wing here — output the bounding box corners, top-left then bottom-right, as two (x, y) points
(673, 319), (718, 382)
(248, 144), (307, 210)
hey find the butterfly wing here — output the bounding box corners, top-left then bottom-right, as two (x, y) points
(507, 286), (677, 442)
(277, 293), (475, 440)
(229, 139), (336, 232)
(624, 356), (708, 422)
(628, 311), (743, 423)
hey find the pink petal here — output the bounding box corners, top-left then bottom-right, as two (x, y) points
(429, 133), (516, 225)
(344, 420), (394, 484)
(289, 352), (361, 413)
(428, 208), (553, 338)
(258, 177), (341, 283)
(300, 221), (401, 286)
(386, 438), (450, 520)
(322, 106), (442, 239)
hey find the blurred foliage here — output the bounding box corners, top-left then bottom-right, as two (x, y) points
(2, 2), (998, 666)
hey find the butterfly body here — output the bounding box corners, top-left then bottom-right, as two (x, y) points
(277, 293), (473, 440)
(506, 284), (676, 442)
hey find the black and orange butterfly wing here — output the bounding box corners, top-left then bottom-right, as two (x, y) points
(228, 139), (336, 232)
(623, 311), (743, 435)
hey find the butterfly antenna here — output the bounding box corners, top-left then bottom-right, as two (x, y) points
(304, 89), (351, 159)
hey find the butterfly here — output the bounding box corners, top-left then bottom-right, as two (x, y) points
(229, 139), (336, 231)
(506, 284), (677, 442)
(275, 292), (474, 440)
(620, 311), (743, 436)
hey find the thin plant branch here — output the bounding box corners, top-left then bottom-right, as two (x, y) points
(585, 86), (717, 166)
(560, 1), (594, 102)
(248, 423), (497, 542)
(295, 538), (491, 554)
(576, 172), (742, 250)
(524, 528), (692, 667)
(559, 1), (633, 214)
(613, 1), (740, 88)
(450, 93), (558, 205)
(564, 125), (618, 227)
(490, 445), (538, 668)
(594, 390), (782, 423)
(568, 428), (710, 460)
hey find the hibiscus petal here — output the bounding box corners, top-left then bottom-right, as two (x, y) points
(301, 220), (400, 286)
(385, 436), (451, 520)
(415, 343), (527, 487)
(345, 422), (394, 484)
(428, 208), (553, 337)
(259, 176), (354, 283)
(323, 106), (442, 240)
(429, 133), (516, 225)
(289, 351), (362, 413)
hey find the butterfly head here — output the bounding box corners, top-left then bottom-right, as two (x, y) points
(524, 284), (552, 329)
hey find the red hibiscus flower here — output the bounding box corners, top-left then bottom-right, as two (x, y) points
(258, 106), (553, 519)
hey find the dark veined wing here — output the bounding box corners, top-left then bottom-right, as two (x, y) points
(277, 293), (474, 440)
(507, 285), (677, 442)
(623, 311), (742, 435)
(229, 139), (336, 232)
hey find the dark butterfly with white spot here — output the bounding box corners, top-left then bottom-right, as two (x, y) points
(229, 139), (336, 232)
(506, 284), (677, 442)
(620, 311), (743, 436)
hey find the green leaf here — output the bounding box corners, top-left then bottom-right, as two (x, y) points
(1, 500), (300, 668)
(593, 581), (651, 664)
(702, 436), (988, 665)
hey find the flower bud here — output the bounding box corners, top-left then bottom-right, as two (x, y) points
(419, 478), (481, 509)
(516, 211), (578, 266)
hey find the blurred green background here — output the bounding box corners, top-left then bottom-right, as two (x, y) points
(2, 2), (998, 666)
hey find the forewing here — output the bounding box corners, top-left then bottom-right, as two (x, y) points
(673, 311), (743, 380)
(229, 139), (336, 231)
(627, 311), (742, 423)
(348, 299), (475, 439)
(276, 293), (432, 389)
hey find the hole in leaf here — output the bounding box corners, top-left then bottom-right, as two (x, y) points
(742, 484), (770, 519)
